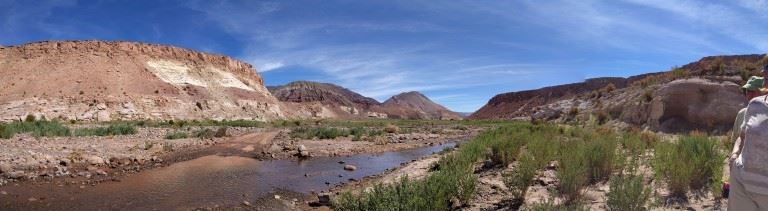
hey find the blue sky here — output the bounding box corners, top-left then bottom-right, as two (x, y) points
(1, 0), (767, 112)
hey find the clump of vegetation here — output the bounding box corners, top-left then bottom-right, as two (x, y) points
(584, 133), (617, 183)
(193, 128), (216, 139)
(557, 140), (588, 204)
(606, 174), (651, 211)
(165, 131), (189, 139)
(504, 152), (537, 200)
(73, 124), (137, 136)
(290, 127), (350, 139)
(0, 116), (71, 138)
(488, 135), (525, 166)
(384, 124), (400, 133)
(653, 134), (724, 197)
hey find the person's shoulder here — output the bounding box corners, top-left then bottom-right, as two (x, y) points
(748, 96), (768, 106)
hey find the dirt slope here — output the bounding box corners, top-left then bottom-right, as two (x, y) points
(380, 91), (462, 120)
(0, 40), (289, 122)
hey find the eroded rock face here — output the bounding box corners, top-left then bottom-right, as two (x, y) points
(649, 78), (744, 133)
(0, 40), (288, 122)
(268, 81), (384, 119)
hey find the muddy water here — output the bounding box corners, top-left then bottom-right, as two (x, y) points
(1, 142), (456, 210)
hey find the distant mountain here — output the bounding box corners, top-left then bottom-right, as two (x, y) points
(380, 91), (462, 120)
(268, 81), (387, 119)
(268, 81), (380, 108)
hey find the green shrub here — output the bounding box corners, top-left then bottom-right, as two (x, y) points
(165, 131), (188, 139)
(74, 124), (137, 136)
(290, 127), (351, 139)
(606, 174), (651, 211)
(557, 140), (588, 204)
(584, 134), (617, 183)
(653, 134), (724, 197)
(488, 136), (525, 166)
(2, 120), (71, 138)
(504, 152), (537, 200)
(193, 128), (216, 139)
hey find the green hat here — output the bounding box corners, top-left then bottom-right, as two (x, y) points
(743, 76), (765, 91)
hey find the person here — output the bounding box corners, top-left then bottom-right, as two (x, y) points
(728, 75), (768, 210)
(731, 76), (765, 143)
(762, 64), (768, 87)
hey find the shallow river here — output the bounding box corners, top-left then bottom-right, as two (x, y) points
(1, 142), (456, 210)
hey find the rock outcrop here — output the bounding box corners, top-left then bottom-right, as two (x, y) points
(0, 40), (288, 122)
(649, 78), (744, 133)
(380, 91), (462, 120)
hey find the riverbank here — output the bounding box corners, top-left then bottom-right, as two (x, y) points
(0, 121), (479, 210)
(329, 123), (729, 210)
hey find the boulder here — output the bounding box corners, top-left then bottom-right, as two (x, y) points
(649, 78), (744, 133)
(6, 171), (25, 179)
(343, 165), (357, 171)
(316, 193), (332, 206)
(87, 156), (106, 165)
(0, 163), (12, 173)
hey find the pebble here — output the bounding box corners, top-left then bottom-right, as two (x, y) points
(1, 191), (6, 195)
(343, 165), (357, 171)
(28, 197), (38, 202)
(242, 200), (251, 207)
(274, 195), (281, 199)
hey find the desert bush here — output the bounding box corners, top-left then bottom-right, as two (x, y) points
(193, 128), (216, 139)
(504, 152), (537, 200)
(584, 134), (617, 183)
(653, 134), (724, 197)
(488, 136), (526, 166)
(606, 174), (651, 211)
(557, 140), (588, 204)
(290, 127), (352, 139)
(384, 124), (400, 133)
(74, 124), (137, 136)
(165, 131), (188, 139)
(0, 119), (71, 138)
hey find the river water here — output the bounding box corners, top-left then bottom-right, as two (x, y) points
(1, 142), (456, 210)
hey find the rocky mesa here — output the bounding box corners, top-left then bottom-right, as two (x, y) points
(470, 54), (768, 133)
(0, 40), (288, 122)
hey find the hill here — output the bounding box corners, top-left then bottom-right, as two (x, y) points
(268, 81), (387, 119)
(381, 91), (462, 120)
(0, 40), (288, 122)
(470, 54), (768, 133)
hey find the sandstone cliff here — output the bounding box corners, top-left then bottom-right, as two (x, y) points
(0, 40), (288, 122)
